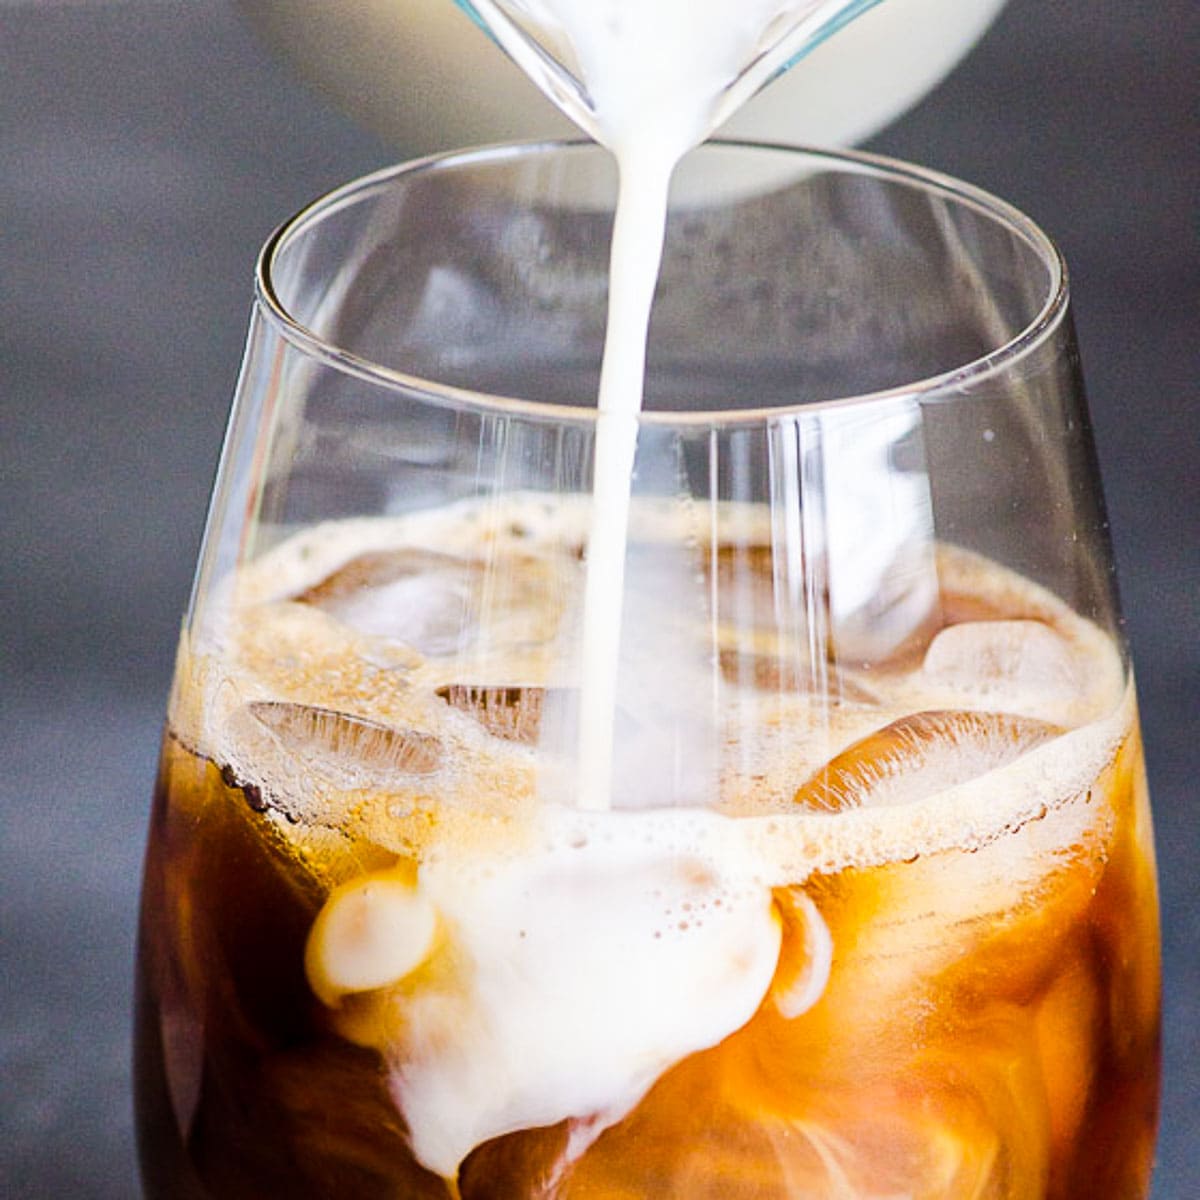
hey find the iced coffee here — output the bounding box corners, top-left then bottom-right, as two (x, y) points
(135, 496), (1160, 1198)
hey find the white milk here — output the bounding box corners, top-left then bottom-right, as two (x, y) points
(466, 0), (893, 809)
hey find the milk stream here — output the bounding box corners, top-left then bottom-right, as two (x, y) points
(459, 0), (888, 810)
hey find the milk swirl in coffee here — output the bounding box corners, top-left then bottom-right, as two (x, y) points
(139, 494), (1158, 1193)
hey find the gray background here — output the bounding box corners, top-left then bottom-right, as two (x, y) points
(1, 0), (1195, 1195)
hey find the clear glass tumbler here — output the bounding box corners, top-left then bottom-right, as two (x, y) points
(134, 141), (1160, 1198)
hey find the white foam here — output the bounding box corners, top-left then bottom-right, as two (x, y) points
(378, 808), (785, 1175)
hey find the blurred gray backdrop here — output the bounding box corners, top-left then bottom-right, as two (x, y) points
(1, 0), (1196, 1195)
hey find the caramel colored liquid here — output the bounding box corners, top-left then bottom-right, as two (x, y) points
(134, 514), (1160, 1198)
(134, 730), (1159, 1197)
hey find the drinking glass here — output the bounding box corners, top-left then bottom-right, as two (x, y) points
(134, 141), (1160, 1198)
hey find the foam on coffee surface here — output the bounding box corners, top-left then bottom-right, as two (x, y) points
(171, 495), (1130, 1177)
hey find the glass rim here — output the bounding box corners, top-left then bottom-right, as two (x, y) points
(255, 138), (1070, 428)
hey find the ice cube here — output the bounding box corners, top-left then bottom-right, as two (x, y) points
(921, 619), (1086, 713)
(295, 548), (482, 656)
(712, 543), (779, 634)
(718, 649), (880, 703)
(436, 684), (548, 744)
(221, 702), (443, 832)
(719, 648), (811, 693)
(295, 545), (573, 662)
(938, 585), (1025, 626)
(793, 709), (1060, 812)
(249, 701), (442, 778)
(710, 541), (921, 689)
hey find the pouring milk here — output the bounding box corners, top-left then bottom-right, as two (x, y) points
(458, 0), (894, 809)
